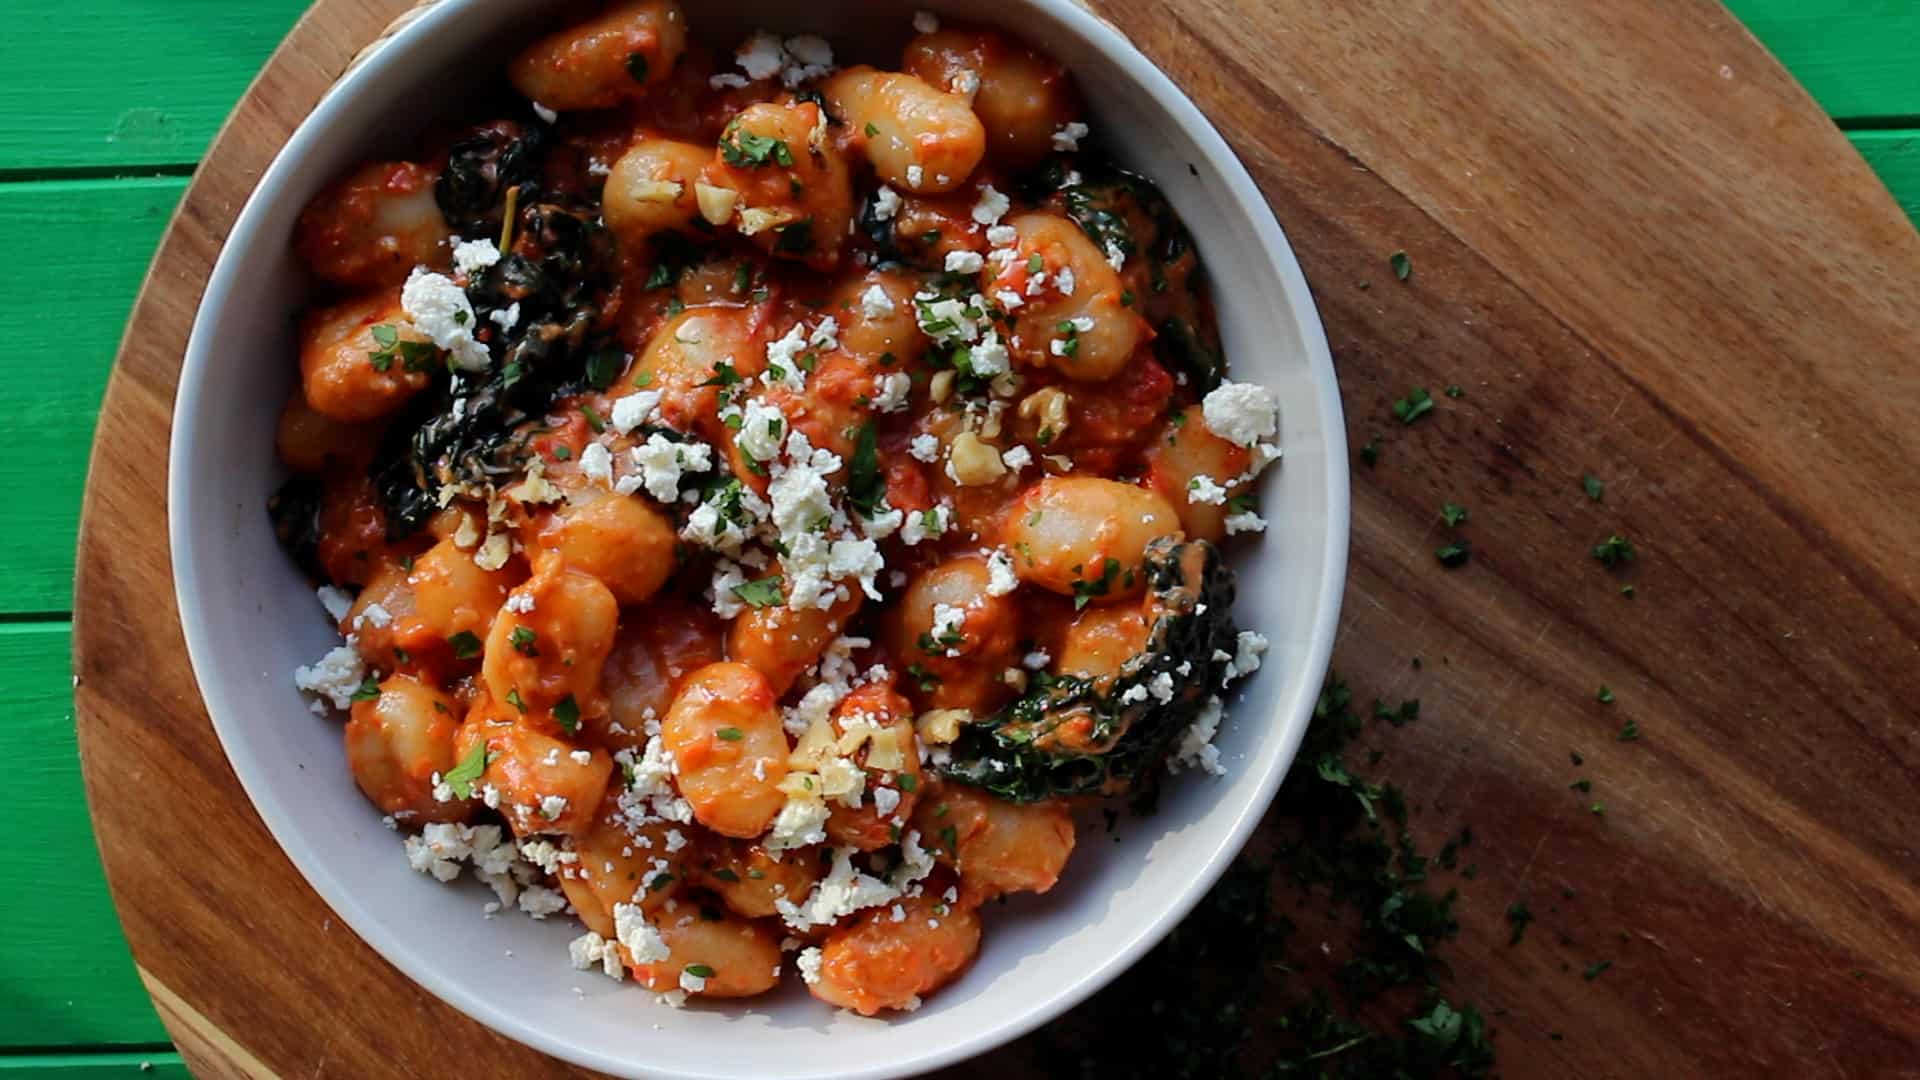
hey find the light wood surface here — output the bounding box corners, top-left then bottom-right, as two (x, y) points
(72, 0), (1920, 1077)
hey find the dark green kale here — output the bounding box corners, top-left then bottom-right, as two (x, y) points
(938, 538), (1238, 800)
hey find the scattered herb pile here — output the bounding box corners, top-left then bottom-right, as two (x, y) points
(1020, 675), (1495, 1078)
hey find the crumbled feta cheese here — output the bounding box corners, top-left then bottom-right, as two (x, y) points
(797, 945), (825, 984)
(900, 504), (950, 546)
(539, 795), (570, 820)
(775, 834), (936, 931)
(872, 786), (902, 817)
(1148, 672), (1176, 703)
(734, 31), (786, 80)
(1168, 695), (1228, 775)
(451, 238), (501, 276)
(316, 585), (352, 623)
(1201, 380), (1280, 447)
(1105, 240), (1127, 271)
(906, 164), (924, 188)
(873, 372), (913, 413)
(765, 793), (832, 853)
(1001, 445), (1033, 473)
(860, 283), (897, 318)
(610, 390), (662, 434)
(531, 101), (559, 125)
(1056, 268), (1078, 297)
(736, 399), (788, 463)
(986, 549), (1019, 596)
(930, 603), (967, 655)
(1225, 510), (1268, 535)
(1023, 649), (1051, 671)
(488, 302), (521, 332)
(951, 69), (980, 95)
(971, 184), (1010, 225)
(1051, 121), (1090, 151)
(679, 968), (707, 994)
(504, 592), (535, 615)
(1120, 684), (1150, 705)
(614, 902), (672, 963)
(293, 643), (367, 711)
(628, 433), (714, 503)
(944, 249), (985, 274)
(912, 10), (940, 34)
(986, 224), (1018, 248)
(781, 35), (836, 86)
(909, 433), (941, 462)
(1188, 474), (1229, 505)
(579, 441), (614, 487)
(569, 931), (626, 981)
(1224, 630), (1270, 684)
(400, 268), (489, 372)
(872, 185), (901, 221)
(967, 330), (1010, 376)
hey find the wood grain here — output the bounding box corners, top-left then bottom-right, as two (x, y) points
(72, 1), (1920, 1078)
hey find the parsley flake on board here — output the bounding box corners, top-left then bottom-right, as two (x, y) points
(1393, 387), (1435, 424)
(1505, 902), (1534, 945)
(1618, 719), (1640, 742)
(1591, 533), (1635, 566)
(1390, 250), (1413, 281)
(1582, 474), (1605, 502)
(1435, 539), (1471, 568)
(1441, 502), (1469, 527)
(1596, 685), (1614, 704)
(1360, 434), (1381, 468)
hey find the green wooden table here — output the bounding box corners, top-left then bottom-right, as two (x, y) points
(5, 2), (1914, 1075)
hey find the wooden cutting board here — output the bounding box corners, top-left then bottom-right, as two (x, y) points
(73, 0), (1920, 1076)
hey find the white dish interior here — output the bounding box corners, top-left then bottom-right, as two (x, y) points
(168, 2), (1348, 1076)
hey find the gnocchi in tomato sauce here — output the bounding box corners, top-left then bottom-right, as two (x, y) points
(278, 3), (1280, 1017)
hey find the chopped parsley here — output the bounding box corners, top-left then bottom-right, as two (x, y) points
(1582, 474), (1605, 502)
(719, 125), (793, 168)
(1617, 719), (1640, 742)
(349, 676), (381, 703)
(1591, 533), (1635, 566)
(1389, 250), (1413, 281)
(1583, 960), (1612, 981)
(505, 688), (528, 712)
(1596, 684), (1614, 704)
(1071, 557), (1123, 610)
(684, 963), (715, 978)
(1392, 387), (1435, 424)
(1360, 434), (1381, 467)
(905, 663), (941, 692)
(580, 403), (607, 433)
(732, 574), (785, 609)
(442, 742), (488, 799)
(1440, 502), (1469, 527)
(698, 362), (742, 388)
(366, 324), (440, 373)
(716, 727), (745, 742)
(1505, 902), (1534, 945)
(447, 630), (483, 659)
(553, 694), (581, 734)
(510, 626), (538, 657)
(845, 421), (884, 517)
(1434, 539), (1471, 567)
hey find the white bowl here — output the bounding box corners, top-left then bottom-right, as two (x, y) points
(169, 2), (1348, 1076)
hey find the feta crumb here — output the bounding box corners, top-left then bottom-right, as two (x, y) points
(1023, 649), (1051, 671)
(909, 433), (941, 462)
(679, 968), (707, 994)
(504, 592), (535, 615)
(539, 795), (569, 820)
(1225, 510), (1268, 535)
(906, 164), (924, 188)
(873, 371), (913, 413)
(765, 792), (832, 853)
(971, 184), (1010, 225)
(912, 10), (940, 34)
(1148, 672), (1176, 703)
(797, 945), (825, 984)
(1056, 268), (1077, 296)
(1001, 445), (1033, 473)
(1188, 474), (1229, 505)
(986, 223), (1017, 248)
(873, 786), (902, 817)
(1051, 121), (1090, 151)
(451, 238), (502, 276)
(400, 268), (489, 372)
(293, 644), (367, 711)
(1201, 380), (1280, 447)
(1168, 695), (1228, 775)
(518, 884), (568, 919)
(531, 101), (559, 125)
(951, 69), (980, 96)
(872, 185), (901, 221)
(488, 302), (521, 332)
(944, 249), (985, 275)
(610, 390), (661, 434)
(579, 441), (614, 487)
(860, 283), (897, 318)
(316, 585), (352, 623)
(986, 549), (1019, 596)
(735, 31), (786, 80)
(614, 902), (672, 963)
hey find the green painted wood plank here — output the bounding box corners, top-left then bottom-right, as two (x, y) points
(0, 623), (166, 1049)
(0, 2), (309, 172)
(1853, 130), (1920, 222)
(0, 177), (183, 615)
(1725, 0), (1920, 122)
(0, 1053), (185, 1079)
